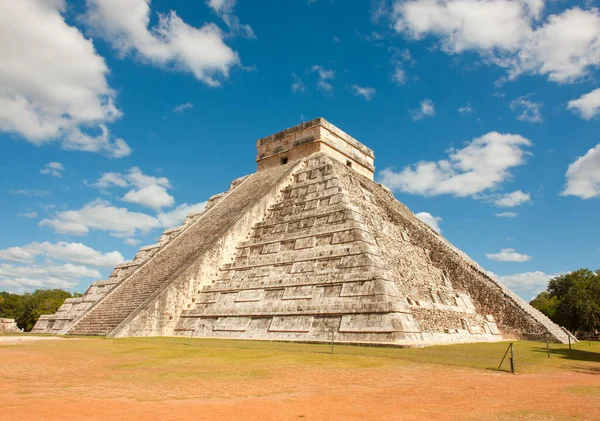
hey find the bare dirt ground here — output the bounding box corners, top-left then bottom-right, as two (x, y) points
(1, 337), (599, 421)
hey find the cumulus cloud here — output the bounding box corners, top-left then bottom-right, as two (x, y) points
(486, 248), (531, 262)
(125, 238), (141, 246)
(351, 85), (376, 100)
(40, 198), (208, 237)
(495, 211), (518, 217)
(122, 184), (175, 210)
(0, 0), (129, 158)
(568, 88), (600, 120)
(90, 167), (173, 210)
(311, 65), (335, 92)
(510, 96), (543, 122)
(173, 102), (193, 113)
(390, 1), (600, 84)
(561, 143), (600, 199)
(40, 162), (65, 178)
(415, 212), (442, 233)
(411, 99), (436, 120)
(0, 241), (124, 268)
(83, 0), (239, 87)
(0, 262), (101, 294)
(490, 270), (555, 299)
(157, 202), (207, 227)
(40, 199), (161, 237)
(493, 190), (531, 207)
(378, 132), (532, 198)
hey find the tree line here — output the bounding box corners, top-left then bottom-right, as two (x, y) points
(530, 268), (600, 337)
(0, 289), (81, 332)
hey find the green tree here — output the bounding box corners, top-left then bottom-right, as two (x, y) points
(0, 289), (81, 331)
(531, 268), (600, 335)
(530, 291), (558, 319)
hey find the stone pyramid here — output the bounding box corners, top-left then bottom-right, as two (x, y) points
(33, 118), (570, 346)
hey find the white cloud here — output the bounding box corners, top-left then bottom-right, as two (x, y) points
(568, 88), (600, 120)
(0, 0), (129, 157)
(392, 67), (407, 85)
(173, 102), (193, 113)
(561, 143), (600, 199)
(495, 211), (518, 217)
(157, 202), (207, 228)
(391, 2), (600, 83)
(415, 211), (442, 233)
(411, 99), (436, 120)
(40, 162), (65, 178)
(0, 262), (101, 294)
(40, 199), (208, 237)
(0, 241), (124, 268)
(312, 65), (335, 92)
(379, 132), (531, 197)
(206, 0), (255, 39)
(291, 73), (305, 92)
(40, 199), (161, 237)
(125, 238), (141, 246)
(90, 167), (174, 209)
(458, 103), (474, 115)
(62, 125), (131, 158)
(122, 184), (175, 210)
(490, 270), (554, 299)
(19, 211), (39, 219)
(493, 190), (531, 207)
(486, 248), (531, 262)
(389, 47), (413, 85)
(510, 96), (543, 122)
(92, 172), (128, 188)
(351, 85), (376, 100)
(84, 0), (239, 87)
(8, 189), (50, 197)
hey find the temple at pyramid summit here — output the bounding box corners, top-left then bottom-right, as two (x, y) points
(33, 118), (572, 346)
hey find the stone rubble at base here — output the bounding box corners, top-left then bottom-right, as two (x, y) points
(32, 118), (570, 346)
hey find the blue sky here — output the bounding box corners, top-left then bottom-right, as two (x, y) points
(0, 0), (599, 299)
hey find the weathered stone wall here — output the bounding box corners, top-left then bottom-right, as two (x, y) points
(256, 118), (375, 179)
(0, 318), (19, 333)
(176, 154), (424, 344)
(335, 162), (567, 343)
(113, 163), (298, 337)
(335, 160), (504, 343)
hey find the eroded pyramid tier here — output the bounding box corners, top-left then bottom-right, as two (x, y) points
(176, 154), (423, 343)
(176, 155), (510, 345)
(333, 159), (568, 343)
(66, 166), (290, 337)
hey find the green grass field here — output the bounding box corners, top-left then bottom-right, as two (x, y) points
(48, 335), (600, 374)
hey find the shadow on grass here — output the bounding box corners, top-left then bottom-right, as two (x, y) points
(533, 347), (600, 364)
(561, 364), (600, 375)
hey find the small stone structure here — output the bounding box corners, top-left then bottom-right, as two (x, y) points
(1, 318), (19, 333)
(33, 118), (569, 346)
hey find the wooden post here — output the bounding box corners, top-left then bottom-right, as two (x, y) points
(331, 330), (334, 354)
(568, 335), (572, 351)
(546, 338), (550, 358)
(509, 343), (515, 374)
